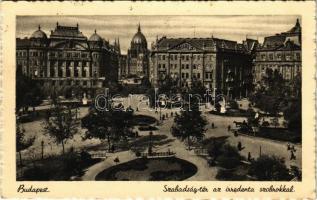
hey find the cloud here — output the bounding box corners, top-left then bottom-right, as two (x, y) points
(17, 15), (299, 54)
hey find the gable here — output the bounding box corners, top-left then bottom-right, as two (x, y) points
(170, 42), (200, 51)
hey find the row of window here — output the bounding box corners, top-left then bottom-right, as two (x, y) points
(50, 80), (98, 87)
(157, 54), (213, 61)
(49, 52), (91, 59)
(158, 63), (209, 70)
(48, 67), (96, 78)
(169, 72), (212, 80)
(258, 52), (301, 61)
(17, 51), (98, 59)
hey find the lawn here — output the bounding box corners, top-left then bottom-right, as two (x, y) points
(95, 157), (197, 181)
(18, 151), (102, 181)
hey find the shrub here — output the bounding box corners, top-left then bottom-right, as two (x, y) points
(216, 169), (246, 181)
(248, 155), (292, 181)
(217, 156), (241, 169)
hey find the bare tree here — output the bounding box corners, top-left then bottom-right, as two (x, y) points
(43, 99), (79, 154)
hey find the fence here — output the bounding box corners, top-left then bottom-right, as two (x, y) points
(194, 148), (208, 156)
(139, 151), (175, 158)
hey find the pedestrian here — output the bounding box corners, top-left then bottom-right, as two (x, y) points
(114, 157), (120, 164)
(237, 141), (243, 151)
(234, 131), (238, 137)
(287, 143), (291, 150)
(248, 152), (252, 161)
(290, 150), (296, 160)
(212, 123), (215, 129)
(228, 125), (231, 132)
(292, 145), (297, 152)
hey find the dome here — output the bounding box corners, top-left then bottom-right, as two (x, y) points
(89, 30), (103, 42)
(131, 24), (147, 45)
(31, 25), (47, 39)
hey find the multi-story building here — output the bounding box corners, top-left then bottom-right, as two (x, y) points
(254, 19), (301, 82)
(149, 36), (257, 99)
(126, 24), (149, 78)
(16, 23), (120, 98)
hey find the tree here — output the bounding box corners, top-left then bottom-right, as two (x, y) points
(284, 99), (301, 134)
(16, 72), (44, 114)
(173, 101), (207, 150)
(43, 99), (79, 154)
(249, 155), (291, 181)
(82, 108), (134, 151)
(16, 120), (35, 166)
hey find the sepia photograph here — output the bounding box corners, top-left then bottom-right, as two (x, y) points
(15, 15), (302, 182)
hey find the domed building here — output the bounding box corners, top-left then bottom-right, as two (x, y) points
(126, 24), (149, 78)
(16, 23), (120, 99)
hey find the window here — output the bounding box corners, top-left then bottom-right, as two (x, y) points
(181, 73), (185, 78)
(82, 68), (87, 77)
(181, 64), (184, 69)
(261, 54), (266, 60)
(158, 55), (161, 60)
(186, 55), (189, 61)
(296, 53), (301, 60)
(276, 54), (282, 60)
(83, 81), (87, 86)
(67, 53), (71, 58)
(66, 67), (70, 77)
(197, 73), (201, 79)
(193, 64), (196, 69)
(186, 64), (189, 69)
(269, 53), (273, 60)
(186, 73), (189, 78)
(170, 55), (173, 61)
(163, 55), (165, 60)
(197, 55), (200, 60)
(158, 64), (161, 69)
(181, 55), (184, 60)
(174, 55), (178, 60)
(163, 64), (166, 69)
(205, 73), (209, 79)
(74, 68), (78, 77)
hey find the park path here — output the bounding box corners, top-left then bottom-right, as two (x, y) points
(81, 150), (136, 180)
(81, 106), (218, 181)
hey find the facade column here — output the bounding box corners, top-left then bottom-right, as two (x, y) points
(47, 61), (51, 78)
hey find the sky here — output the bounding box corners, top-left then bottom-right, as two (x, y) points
(17, 15), (300, 54)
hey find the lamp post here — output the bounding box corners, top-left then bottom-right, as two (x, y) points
(213, 87), (217, 111)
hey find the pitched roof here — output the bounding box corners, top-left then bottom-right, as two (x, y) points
(50, 24), (86, 40)
(262, 35), (286, 49)
(16, 38), (30, 48)
(276, 40), (301, 51)
(154, 37), (246, 52)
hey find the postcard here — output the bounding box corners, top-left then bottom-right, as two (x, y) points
(0, 1), (315, 198)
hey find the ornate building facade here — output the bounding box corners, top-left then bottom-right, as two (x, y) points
(149, 37), (257, 99)
(254, 19), (301, 82)
(16, 23), (120, 98)
(126, 24), (149, 78)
